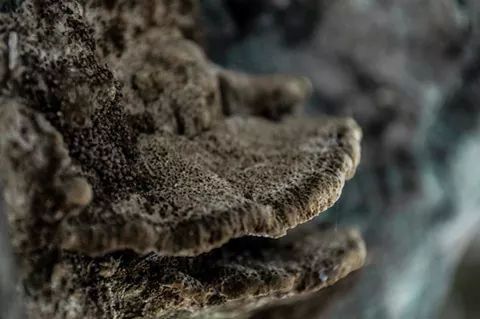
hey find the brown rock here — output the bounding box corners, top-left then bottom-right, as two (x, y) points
(0, 1), (365, 317)
(0, 0), (361, 257)
(27, 225), (365, 319)
(58, 114), (360, 256)
(0, 99), (88, 258)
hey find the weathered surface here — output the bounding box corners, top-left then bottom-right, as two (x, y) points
(0, 0), (361, 257)
(60, 115), (360, 256)
(0, 0), (364, 318)
(0, 99), (91, 260)
(26, 226), (365, 319)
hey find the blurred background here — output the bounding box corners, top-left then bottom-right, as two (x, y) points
(200, 1), (480, 318)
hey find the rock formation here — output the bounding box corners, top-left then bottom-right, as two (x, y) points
(0, 1), (364, 318)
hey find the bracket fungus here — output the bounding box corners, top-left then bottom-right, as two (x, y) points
(0, 1), (365, 318)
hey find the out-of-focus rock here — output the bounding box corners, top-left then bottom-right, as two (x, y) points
(201, 0), (480, 318)
(0, 182), (24, 319)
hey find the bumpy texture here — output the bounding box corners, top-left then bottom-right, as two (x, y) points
(0, 1), (364, 318)
(0, 0), (361, 257)
(27, 226), (366, 319)
(60, 115), (360, 256)
(0, 99), (92, 269)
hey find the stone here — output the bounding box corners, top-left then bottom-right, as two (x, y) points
(26, 225), (365, 319)
(0, 0), (361, 257)
(0, 1), (365, 318)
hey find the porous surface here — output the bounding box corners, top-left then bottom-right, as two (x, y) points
(60, 115), (360, 256)
(0, 0), (361, 257)
(26, 225), (366, 319)
(0, 1), (365, 318)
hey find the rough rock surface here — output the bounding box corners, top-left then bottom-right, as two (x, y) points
(61, 115), (360, 256)
(27, 226), (365, 319)
(0, 0), (361, 257)
(0, 98), (365, 319)
(0, 0), (364, 318)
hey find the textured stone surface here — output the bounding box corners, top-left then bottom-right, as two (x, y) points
(0, 0), (361, 257)
(0, 0), (364, 318)
(26, 225), (365, 319)
(59, 115), (360, 256)
(0, 99), (91, 259)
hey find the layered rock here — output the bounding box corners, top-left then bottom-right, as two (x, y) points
(0, 1), (364, 318)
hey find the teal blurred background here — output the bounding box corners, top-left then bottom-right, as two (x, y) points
(201, 1), (480, 318)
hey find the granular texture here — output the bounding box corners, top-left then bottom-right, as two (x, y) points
(0, 0), (361, 256)
(27, 226), (366, 319)
(0, 1), (364, 318)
